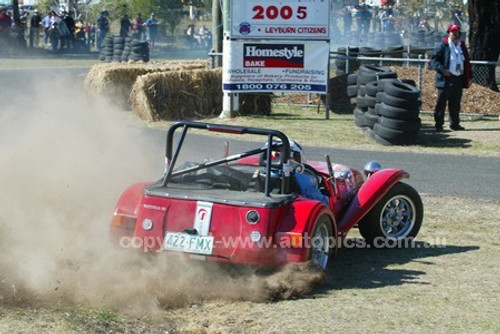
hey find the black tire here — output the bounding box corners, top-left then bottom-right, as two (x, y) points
(378, 116), (421, 132)
(365, 81), (379, 97)
(359, 64), (391, 74)
(379, 103), (420, 120)
(356, 95), (368, 109)
(374, 133), (393, 146)
(373, 123), (419, 144)
(113, 43), (125, 50)
(383, 81), (420, 100)
(347, 74), (358, 85)
(365, 95), (377, 108)
(381, 92), (420, 109)
(376, 91), (385, 103)
(347, 85), (358, 98)
(358, 182), (423, 245)
(377, 78), (401, 92)
(113, 36), (125, 44)
(309, 214), (335, 270)
(354, 108), (367, 127)
(365, 112), (379, 128)
(401, 79), (416, 87)
(358, 85), (366, 96)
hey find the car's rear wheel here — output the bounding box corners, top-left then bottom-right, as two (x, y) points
(309, 214), (335, 270)
(359, 182), (423, 246)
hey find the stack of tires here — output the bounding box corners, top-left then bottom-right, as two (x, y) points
(373, 80), (422, 145)
(121, 37), (133, 62)
(101, 36), (113, 62)
(131, 39), (150, 62)
(347, 73), (358, 100)
(353, 65), (397, 129)
(336, 46), (359, 75)
(112, 36), (125, 62)
(382, 45), (404, 66)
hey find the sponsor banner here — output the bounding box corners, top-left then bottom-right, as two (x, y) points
(230, 0), (330, 40)
(223, 40), (329, 93)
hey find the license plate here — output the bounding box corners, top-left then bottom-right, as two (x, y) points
(163, 232), (214, 255)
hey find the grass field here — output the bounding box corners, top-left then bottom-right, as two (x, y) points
(143, 105), (500, 158)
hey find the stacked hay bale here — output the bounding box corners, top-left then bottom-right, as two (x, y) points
(84, 60), (210, 108)
(85, 60), (271, 121)
(131, 69), (222, 121)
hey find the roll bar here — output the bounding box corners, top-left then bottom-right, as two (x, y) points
(162, 121), (291, 196)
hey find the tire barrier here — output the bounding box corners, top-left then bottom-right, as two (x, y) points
(336, 46), (359, 74)
(98, 36), (149, 63)
(373, 80), (422, 145)
(353, 65), (396, 130)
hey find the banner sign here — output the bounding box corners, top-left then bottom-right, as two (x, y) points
(230, 0), (330, 40)
(223, 40), (329, 93)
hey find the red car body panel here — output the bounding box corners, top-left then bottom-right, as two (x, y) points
(336, 169), (409, 234)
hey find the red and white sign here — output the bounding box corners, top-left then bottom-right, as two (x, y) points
(230, 0), (330, 40)
(223, 40), (329, 93)
(193, 201), (213, 236)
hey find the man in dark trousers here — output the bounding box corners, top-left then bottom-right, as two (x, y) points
(120, 14), (131, 37)
(430, 24), (471, 132)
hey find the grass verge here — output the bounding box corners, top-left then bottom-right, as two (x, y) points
(141, 105), (500, 157)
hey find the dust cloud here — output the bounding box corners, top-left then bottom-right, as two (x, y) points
(0, 71), (322, 313)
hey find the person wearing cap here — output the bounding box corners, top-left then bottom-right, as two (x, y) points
(29, 9), (42, 48)
(430, 24), (471, 131)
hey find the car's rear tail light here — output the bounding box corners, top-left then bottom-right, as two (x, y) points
(276, 232), (303, 248)
(110, 214), (137, 240)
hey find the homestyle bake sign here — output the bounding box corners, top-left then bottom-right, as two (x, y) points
(223, 0), (330, 94)
(222, 41), (329, 93)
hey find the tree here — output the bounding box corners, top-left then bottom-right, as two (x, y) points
(468, 0), (500, 91)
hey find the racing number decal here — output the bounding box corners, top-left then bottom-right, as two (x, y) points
(252, 5), (307, 20)
(193, 201), (213, 236)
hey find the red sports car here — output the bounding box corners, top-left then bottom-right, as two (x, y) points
(110, 121), (423, 270)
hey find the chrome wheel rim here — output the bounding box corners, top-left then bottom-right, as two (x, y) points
(379, 194), (416, 239)
(311, 219), (330, 270)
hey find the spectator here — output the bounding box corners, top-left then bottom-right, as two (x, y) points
(145, 12), (159, 49)
(451, 5), (464, 28)
(186, 23), (196, 49)
(0, 5), (12, 37)
(96, 10), (109, 50)
(196, 24), (209, 47)
(63, 11), (76, 50)
(49, 21), (60, 51)
(29, 9), (42, 48)
(132, 12), (144, 40)
(119, 14), (131, 37)
(42, 11), (53, 45)
(430, 24), (471, 132)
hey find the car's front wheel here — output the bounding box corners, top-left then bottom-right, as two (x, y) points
(359, 182), (423, 246)
(309, 214), (335, 270)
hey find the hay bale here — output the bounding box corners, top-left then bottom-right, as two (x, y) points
(84, 60), (210, 108)
(131, 68), (223, 121)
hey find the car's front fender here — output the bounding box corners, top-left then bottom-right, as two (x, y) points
(336, 169), (409, 234)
